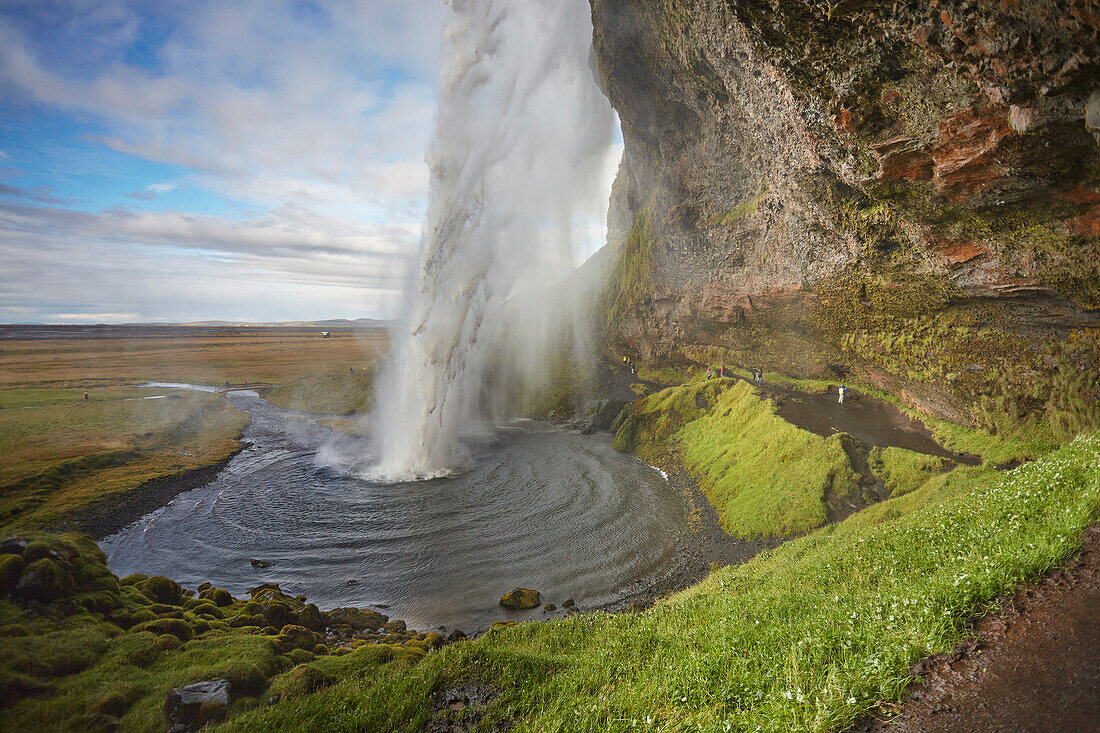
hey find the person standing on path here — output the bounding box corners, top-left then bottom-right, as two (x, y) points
(838, 384), (846, 405)
(83, 392), (88, 402)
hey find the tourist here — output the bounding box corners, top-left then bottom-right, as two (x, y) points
(755, 368), (763, 385)
(838, 384), (846, 405)
(83, 392), (88, 402)
(707, 366), (712, 379)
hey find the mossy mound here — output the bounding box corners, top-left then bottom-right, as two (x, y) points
(615, 380), (859, 538)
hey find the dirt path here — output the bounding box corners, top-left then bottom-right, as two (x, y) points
(852, 523), (1100, 733)
(754, 379), (977, 464)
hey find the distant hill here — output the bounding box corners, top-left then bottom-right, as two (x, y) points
(178, 318), (392, 328)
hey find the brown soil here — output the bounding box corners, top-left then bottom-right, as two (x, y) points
(852, 523), (1100, 733)
(48, 445), (245, 540)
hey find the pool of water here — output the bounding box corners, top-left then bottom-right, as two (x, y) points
(101, 390), (689, 632)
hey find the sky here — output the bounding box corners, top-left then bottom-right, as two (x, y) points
(0, 0), (621, 324)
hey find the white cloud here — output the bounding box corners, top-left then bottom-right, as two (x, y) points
(0, 1), (449, 321)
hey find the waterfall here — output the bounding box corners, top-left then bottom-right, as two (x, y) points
(370, 0), (615, 479)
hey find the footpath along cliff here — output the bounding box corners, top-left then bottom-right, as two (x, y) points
(590, 0), (1100, 436)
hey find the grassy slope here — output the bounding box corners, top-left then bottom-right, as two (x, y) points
(615, 379), (857, 538)
(0, 389), (248, 531)
(221, 433), (1100, 732)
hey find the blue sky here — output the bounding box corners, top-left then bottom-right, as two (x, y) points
(0, 0), (623, 324)
(0, 0), (454, 323)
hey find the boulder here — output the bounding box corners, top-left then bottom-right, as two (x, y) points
(138, 576), (182, 606)
(446, 629), (467, 642)
(198, 587), (232, 607)
(381, 619), (406, 634)
(298, 603), (325, 632)
(326, 607), (386, 631)
(164, 680), (229, 732)
(0, 537), (27, 555)
(249, 559), (272, 568)
(277, 624), (323, 653)
(15, 558), (68, 602)
(499, 588), (541, 610)
(562, 598), (575, 608)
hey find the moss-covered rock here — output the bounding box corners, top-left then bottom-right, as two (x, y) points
(270, 664), (334, 700)
(276, 624), (323, 653)
(137, 575), (183, 605)
(298, 603), (325, 632)
(325, 606), (385, 631)
(133, 617), (193, 641)
(0, 553), (25, 593)
(15, 558), (69, 602)
(199, 586), (233, 607)
(500, 587), (542, 610)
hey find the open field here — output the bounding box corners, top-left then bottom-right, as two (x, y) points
(0, 326), (388, 532)
(0, 388), (248, 532)
(0, 327), (387, 388)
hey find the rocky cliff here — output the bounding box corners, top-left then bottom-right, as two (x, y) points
(591, 0), (1100, 436)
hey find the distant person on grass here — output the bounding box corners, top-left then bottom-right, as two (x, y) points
(838, 384), (846, 405)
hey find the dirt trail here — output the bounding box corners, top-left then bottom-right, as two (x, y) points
(753, 379), (977, 464)
(852, 523), (1100, 733)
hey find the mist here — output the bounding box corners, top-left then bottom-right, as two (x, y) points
(370, 0), (617, 479)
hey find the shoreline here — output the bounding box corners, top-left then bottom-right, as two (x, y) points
(50, 443), (247, 541)
(594, 459), (778, 616)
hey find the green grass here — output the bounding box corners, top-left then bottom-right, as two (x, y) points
(869, 447), (949, 498)
(917, 412), (1060, 467)
(0, 387), (158, 409)
(0, 391), (248, 531)
(615, 380), (858, 538)
(260, 370), (374, 416)
(221, 433), (1100, 732)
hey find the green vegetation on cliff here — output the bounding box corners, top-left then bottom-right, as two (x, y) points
(597, 205), (654, 337)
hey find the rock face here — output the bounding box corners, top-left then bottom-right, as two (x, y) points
(590, 0), (1100, 435)
(499, 588), (542, 610)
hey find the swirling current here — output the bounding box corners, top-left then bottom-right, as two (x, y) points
(100, 390), (689, 632)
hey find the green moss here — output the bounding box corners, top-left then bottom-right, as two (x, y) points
(136, 575), (182, 606)
(676, 382), (859, 537)
(598, 204), (654, 338)
(615, 380), (858, 538)
(706, 189), (766, 226)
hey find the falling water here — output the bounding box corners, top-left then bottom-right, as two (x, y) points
(371, 0), (616, 479)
